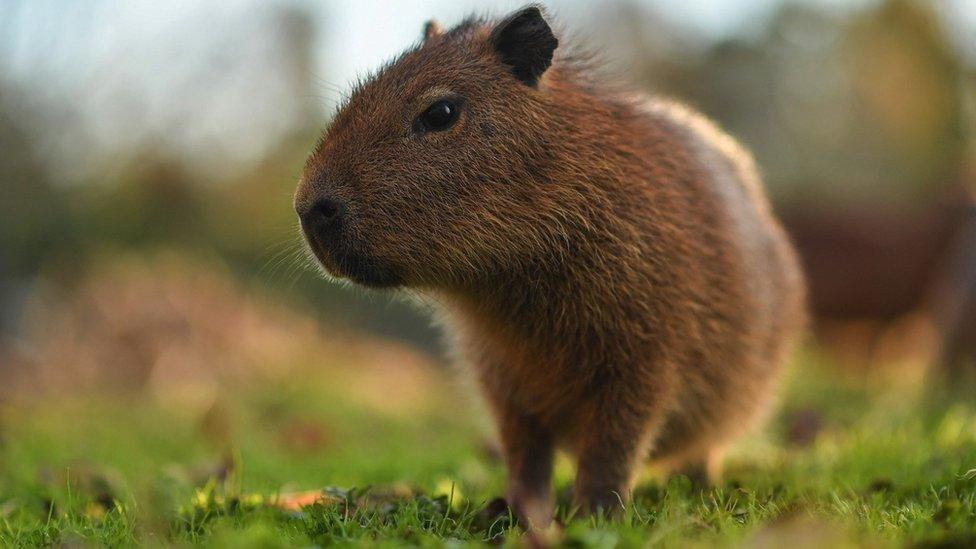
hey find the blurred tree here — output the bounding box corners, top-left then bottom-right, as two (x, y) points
(0, 81), (72, 337)
(844, 0), (966, 201)
(76, 151), (205, 248)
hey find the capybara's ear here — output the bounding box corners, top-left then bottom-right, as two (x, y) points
(489, 6), (558, 87)
(423, 19), (443, 42)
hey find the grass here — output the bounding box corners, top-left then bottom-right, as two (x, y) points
(1, 351), (975, 547)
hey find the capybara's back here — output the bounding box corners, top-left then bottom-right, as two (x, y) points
(294, 5), (807, 527)
(631, 99), (807, 478)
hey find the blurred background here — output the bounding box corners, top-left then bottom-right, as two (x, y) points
(3, 1), (976, 542)
(1, 0), (976, 515)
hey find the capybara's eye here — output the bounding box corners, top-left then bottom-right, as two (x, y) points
(414, 100), (459, 133)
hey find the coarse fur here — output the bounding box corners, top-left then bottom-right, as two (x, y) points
(295, 5), (806, 527)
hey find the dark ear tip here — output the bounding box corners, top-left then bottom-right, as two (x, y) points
(490, 5), (558, 87)
(510, 5), (546, 25)
(493, 5), (551, 36)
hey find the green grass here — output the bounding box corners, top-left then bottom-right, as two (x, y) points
(1, 354), (975, 547)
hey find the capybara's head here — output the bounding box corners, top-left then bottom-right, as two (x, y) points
(295, 6), (563, 289)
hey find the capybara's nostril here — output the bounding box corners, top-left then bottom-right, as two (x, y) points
(307, 197), (346, 228)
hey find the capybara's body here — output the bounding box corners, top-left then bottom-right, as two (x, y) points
(295, 6), (806, 526)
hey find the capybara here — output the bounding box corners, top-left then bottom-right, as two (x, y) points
(294, 5), (806, 527)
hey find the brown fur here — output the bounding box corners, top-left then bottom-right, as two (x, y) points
(295, 6), (806, 526)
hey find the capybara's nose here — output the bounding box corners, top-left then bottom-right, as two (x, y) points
(300, 197), (346, 234)
(311, 197), (345, 225)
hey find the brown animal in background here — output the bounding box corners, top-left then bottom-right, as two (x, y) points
(294, 6), (806, 527)
(782, 197), (976, 375)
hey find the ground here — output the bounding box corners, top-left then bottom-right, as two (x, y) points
(1, 350), (975, 547)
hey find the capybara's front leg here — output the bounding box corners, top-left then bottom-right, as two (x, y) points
(496, 405), (555, 529)
(572, 387), (664, 516)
